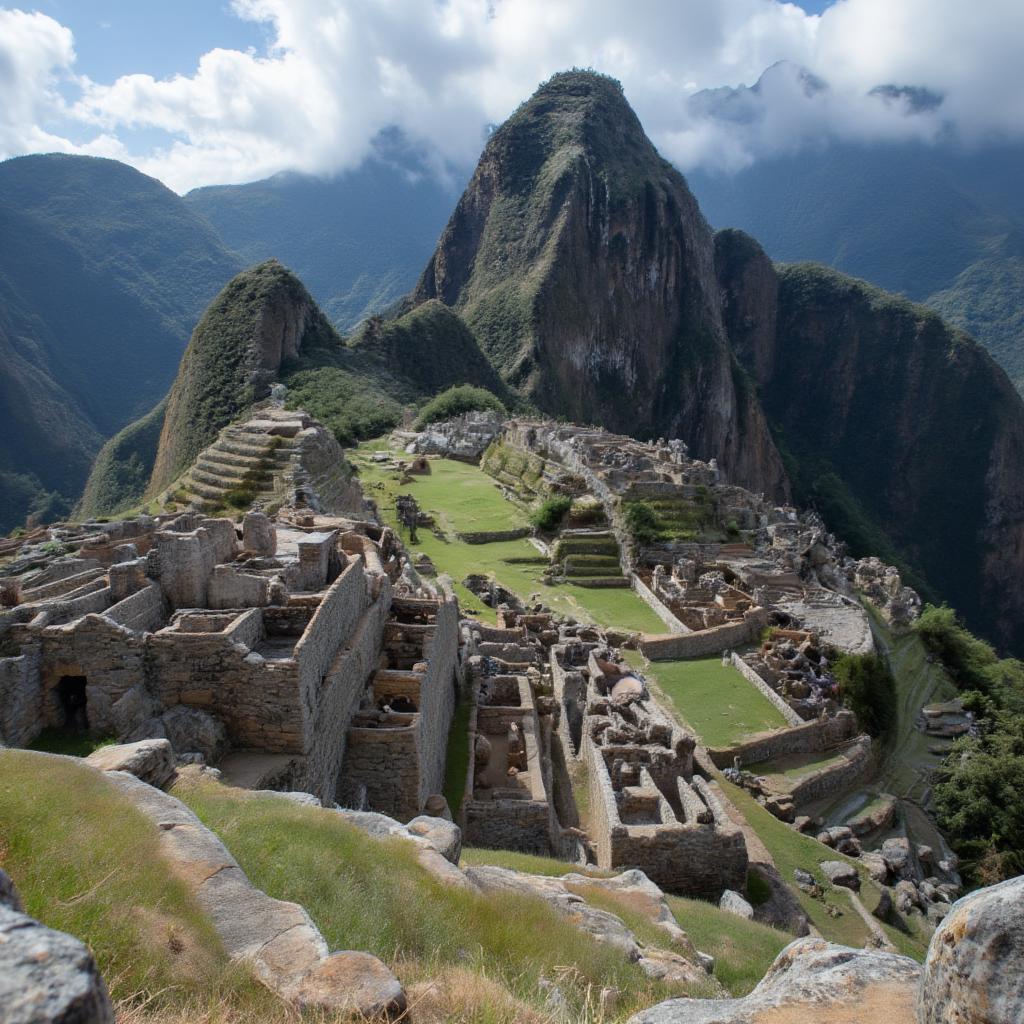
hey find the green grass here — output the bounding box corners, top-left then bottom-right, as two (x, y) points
(666, 896), (789, 996)
(0, 750), (278, 1017)
(176, 776), (693, 1019)
(642, 657), (789, 748)
(459, 845), (786, 999)
(746, 749), (851, 783)
(443, 684), (473, 815)
(28, 728), (116, 758)
(356, 443), (666, 633)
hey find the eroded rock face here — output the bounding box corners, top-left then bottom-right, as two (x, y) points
(628, 937), (921, 1024)
(0, 905), (114, 1024)
(918, 874), (1024, 1024)
(413, 71), (788, 499)
(716, 227), (1024, 654)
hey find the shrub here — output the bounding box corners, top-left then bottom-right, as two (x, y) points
(832, 652), (896, 738)
(623, 502), (660, 545)
(414, 384), (506, 429)
(530, 495), (572, 532)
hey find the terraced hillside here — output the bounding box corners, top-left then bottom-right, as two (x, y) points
(354, 440), (666, 633)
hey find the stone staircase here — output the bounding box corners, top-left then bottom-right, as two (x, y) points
(550, 529), (630, 588)
(165, 412), (306, 514)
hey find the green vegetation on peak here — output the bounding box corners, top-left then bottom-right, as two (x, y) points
(148, 259), (334, 494)
(283, 299), (514, 447)
(414, 384), (506, 429)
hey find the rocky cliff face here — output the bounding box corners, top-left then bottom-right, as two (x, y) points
(148, 260), (334, 494)
(415, 71), (788, 499)
(717, 230), (1024, 653)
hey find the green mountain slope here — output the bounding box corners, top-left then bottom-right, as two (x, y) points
(0, 154), (243, 531)
(82, 264), (513, 514)
(185, 158), (459, 330)
(689, 140), (1024, 389)
(716, 229), (1024, 654)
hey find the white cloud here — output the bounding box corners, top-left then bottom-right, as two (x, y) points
(2, 0), (1024, 191)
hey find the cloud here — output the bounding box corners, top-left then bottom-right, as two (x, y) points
(2, 0), (1024, 191)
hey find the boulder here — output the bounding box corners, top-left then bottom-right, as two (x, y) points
(861, 851), (891, 884)
(291, 950), (406, 1020)
(85, 738), (175, 789)
(0, 868), (23, 911)
(881, 836), (913, 879)
(719, 889), (754, 920)
(918, 874), (1024, 1024)
(820, 860), (860, 890)
(638, 948), (711, 988)
(627, 937), (921, 1024)
(872, 886), (894, 922)
(0, 905), (114, 1024)
(243, 511), (277, 556)
(406, 816), (462, 864)
(894, 879), (920, 914)
(160, 706), (228, 763)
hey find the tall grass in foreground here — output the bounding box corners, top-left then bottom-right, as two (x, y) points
(176, 776), (709, 1020)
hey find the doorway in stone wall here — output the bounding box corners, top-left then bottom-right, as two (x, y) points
(56, 675), (88, 732)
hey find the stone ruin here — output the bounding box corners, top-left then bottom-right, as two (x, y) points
(0, 504), (459, 816)
(551, 641), (748, 899)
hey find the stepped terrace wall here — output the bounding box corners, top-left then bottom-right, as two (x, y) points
(706, 709), (859, 769)
(639, 607), (770, 660)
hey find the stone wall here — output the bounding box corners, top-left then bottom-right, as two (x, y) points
(103, 582), (166, 633)
(630, 572), (689, 633)
(37, 615), (146, 734)
(414, 597), (459, 805)
(295, 557), (383, 803)
(730, 652), (804, 727)
(584, 733), (748, 898)
(787, 735), (873, 807)
(707, 709), (858, 768)
(147, 611), (304, 753)
(0, 645), (42, 747)
(343, 725), (422, 820)
(207, 565), (271, 609)
(154, 519), (238, 609)
(639, 607), (770, 660)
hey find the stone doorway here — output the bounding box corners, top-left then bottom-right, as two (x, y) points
(56, 675), (88, 732)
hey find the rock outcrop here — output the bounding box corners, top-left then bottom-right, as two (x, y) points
(85, 738), (176, 789)
(628, 936), (921, 1023)
(918, 874), (1024, 1024)
(0, 869), (115, 1024)
(716, 228), (1024, 653)
(414, 71), (788, 499)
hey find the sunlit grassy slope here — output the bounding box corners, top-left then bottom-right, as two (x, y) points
(0, 750), (280, 1021)
(640, 656), (789, 748)
(176, 774), (704, 1021)
(354, 442), (666, 633)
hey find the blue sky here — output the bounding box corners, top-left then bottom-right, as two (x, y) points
(34, 1), (267, 81)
